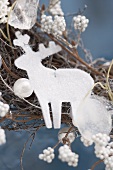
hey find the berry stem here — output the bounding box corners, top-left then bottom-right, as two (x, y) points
(53, 141), (61, 149)
(90, 159), (104, 170)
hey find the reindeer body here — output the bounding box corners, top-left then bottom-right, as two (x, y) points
(14, 32), (94, 129)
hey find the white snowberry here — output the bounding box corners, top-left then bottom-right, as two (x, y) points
(104, 155), (113, 170)
(0, 128), (6, 145)
(94, 145), (111, 159)
(92, 133), (113, 170)
(52, 15), (66, 37)
(41, 15), (53, 34)
(0, 0), (11, 24)
(92, 133), (110, 147)
(81, 136), (93, 147)
(39, 147), (55, 163)
(41, 14), (66, 37)
(73, 15), (89, 32)
(58, 145), (79, 167)
(49, 0), (64, 16)
(0, 101), (9, 117)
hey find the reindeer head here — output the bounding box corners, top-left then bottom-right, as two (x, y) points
(14, 32), (62, 69)
(14, 31), (62, 60)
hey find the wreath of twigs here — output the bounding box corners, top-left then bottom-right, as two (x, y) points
(0, 0), (113, 169)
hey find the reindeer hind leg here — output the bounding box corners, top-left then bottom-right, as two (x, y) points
(51, 101), (62, 129)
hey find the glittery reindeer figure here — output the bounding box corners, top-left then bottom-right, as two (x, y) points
(14, 31), (94, 129)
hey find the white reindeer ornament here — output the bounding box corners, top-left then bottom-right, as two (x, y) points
(13, 31), (94, 129)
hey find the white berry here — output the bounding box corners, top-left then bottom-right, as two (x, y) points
(13, 78), (33, 98)
(81, 136), (93, 147)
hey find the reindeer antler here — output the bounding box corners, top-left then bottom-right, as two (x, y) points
(13, 31), (31, 52)
(38, 41), (62, 60)
(13, 32), (62, 59)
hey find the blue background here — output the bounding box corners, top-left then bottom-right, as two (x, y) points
(1, 0), (113, 169)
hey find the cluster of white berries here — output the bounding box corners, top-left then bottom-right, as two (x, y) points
(73, 15), (89, 32)
(94, 144), (111, 160)
(52, 15), (66, 36)
(105, 155), (113, 170)
(0, 128), (6, 145)
(41, 15), (53, 34)
(39, 147), (55, 163)
(92, 133), (113, 170)
(41, 14), (66, 37)
(58, 145), (79, 167)
(0, 0), (11, 24)
(0, 101), (9, 117)
(104, 142), (113, 170)
(92, 133), (110, 147)
(80, 133), (113, 169)
(49, 0), (64, 16)
(80, 136), (93, 147)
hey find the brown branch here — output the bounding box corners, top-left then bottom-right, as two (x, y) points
(20, 133), (34, 170)
(91, 159), (104, 170)
(0, 117), (6, 123)
(2, 58), (20, 79)
(62, 126), (74, 145)
(35, 22), (103, 76)
(5, 114), (43, 123)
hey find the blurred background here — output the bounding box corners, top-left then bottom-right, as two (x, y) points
(0, 0), (113, 169)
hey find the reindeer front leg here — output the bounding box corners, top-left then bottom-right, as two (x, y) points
(39, 100), (52, 128)
(51, 101), (62, 129)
